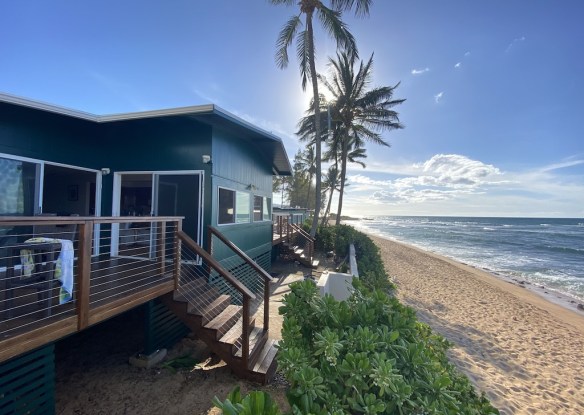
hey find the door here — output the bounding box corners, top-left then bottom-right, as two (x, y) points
(112, 171), (203, 257)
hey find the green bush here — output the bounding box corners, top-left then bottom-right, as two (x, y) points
(316, 224), (394, 292)
(277, 280), (499, 414)
(214, 225), (498, 415)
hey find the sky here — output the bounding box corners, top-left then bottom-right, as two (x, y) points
(1, 0), (583, 218)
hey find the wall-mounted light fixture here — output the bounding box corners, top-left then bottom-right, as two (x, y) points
(101, 168), (111, 175)
(202, 155), (212, 165)
(246, 184), (257, 191)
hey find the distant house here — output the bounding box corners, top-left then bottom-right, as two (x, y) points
(0, 92), (292, 409)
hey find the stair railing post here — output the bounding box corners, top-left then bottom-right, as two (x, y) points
(263, 276), (270, 330)
(242, 295), (250, 368)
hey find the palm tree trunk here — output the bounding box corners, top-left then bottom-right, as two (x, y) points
(306, 14), (321, 238)
(335, 139), (349, 226)
(321, 187), (334, 227)
(305, 172), (313, 209)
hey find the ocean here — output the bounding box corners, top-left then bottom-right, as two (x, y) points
(349, 216), (584, 303)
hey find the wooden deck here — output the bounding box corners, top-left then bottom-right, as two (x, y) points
(0, 216), (181, 364)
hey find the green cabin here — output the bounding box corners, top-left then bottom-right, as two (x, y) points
(0, 92), (294, 411)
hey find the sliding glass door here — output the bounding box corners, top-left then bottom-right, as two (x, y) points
(112, 171), (203, 258)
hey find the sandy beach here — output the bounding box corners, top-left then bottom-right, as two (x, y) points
(369, 234), (584, 415)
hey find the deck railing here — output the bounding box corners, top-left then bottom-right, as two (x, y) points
(290, 223), (315, 264)
(175, 227), (273, 368)
(0, 216), (181, 363)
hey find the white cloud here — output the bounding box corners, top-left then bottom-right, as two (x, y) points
(411, 67), (430, 75)
(464, 51), (471, 57)
(434, 91), (444, 103)
(454, 62), (461, 68)
(538, 159), (584, 173)
(341, 154), (584, 217)
(505, 36), (526, 53)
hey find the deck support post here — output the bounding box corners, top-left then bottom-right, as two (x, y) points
(77, 221), (93, 330)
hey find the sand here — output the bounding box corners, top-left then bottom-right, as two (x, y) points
(54, 259), (306, 415)
(369, 234), (584, 415)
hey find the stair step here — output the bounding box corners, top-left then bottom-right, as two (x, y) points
(311, 260), (320, 269)
(188, 294), (231, 324)
(251, 339), (279, 375)
(219, 318), (253, 348)
(173, 278), (208, 302)
(204, 304), (242, 338)
(234, 326), (267, 358)
(294, 248), (304, 255)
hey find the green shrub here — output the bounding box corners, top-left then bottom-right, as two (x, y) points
(277, 280), (499, 414)
(214, 225), (498, 415)
(213, 386), (282, 415)
(316, 224), (394, 292)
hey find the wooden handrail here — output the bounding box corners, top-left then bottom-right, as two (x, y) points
(0, 215), (183, 226)
(291, 223), (315, 242)
(177, 230), (256, 300)
(208, 226), (274, 283)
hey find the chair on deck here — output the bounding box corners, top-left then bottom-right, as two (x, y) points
(2, 216), (77, 319)
(3, 241), (60, 319)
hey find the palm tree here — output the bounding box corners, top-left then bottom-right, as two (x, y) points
(270, 0), (370, 237)
(320, 164), (341, 226)
(321, 51), (405, 224)
(297, 145), (317, 208)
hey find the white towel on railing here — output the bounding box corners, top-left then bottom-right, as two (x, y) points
(23, 237), (74, 304)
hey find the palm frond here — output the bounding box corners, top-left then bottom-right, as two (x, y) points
(275, 15), (302, 69)
(330, 0), (372, 17)
(316, 5), (358, 60)
(296, 29), (311, 90)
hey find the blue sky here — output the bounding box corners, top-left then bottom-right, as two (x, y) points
(1, 0), (583, 217)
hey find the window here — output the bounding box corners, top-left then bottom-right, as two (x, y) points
(253, 196), (271, 221)
(235, 192), (250, 223)
(253, 196), (263, 221)
(263, 197), (271, 221)
(0, 157), (38, 216)
(218, 188), (235, 224)
(218, 187), (250, 225)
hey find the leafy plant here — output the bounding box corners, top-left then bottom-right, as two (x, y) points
(159, 354), (199, 373)
(212, 386), (282, 415)
(214, 226), (498, 415)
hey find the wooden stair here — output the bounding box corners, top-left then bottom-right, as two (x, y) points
(160, 278), (278, 384)
(281, 243), (319, 269)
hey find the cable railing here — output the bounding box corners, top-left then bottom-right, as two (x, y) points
(290, 223), (315, 264)
(0, 216), (181, 363)
(175, 230), (260, 367)
(208, 227), (272, 330)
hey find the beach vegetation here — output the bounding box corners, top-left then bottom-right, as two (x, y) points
(316, 224), (393, 292)
(214, 226), (499, 414)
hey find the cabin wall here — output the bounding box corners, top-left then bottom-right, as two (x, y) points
(99, 117), (212, 216)
(0, 102), (104, 167)
(210, 127), (273, 264)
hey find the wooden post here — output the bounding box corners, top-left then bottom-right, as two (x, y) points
(242, 295), (250, 369)
(173, 220), (182, 290)
(156, 221), (166, 276)
(263, 277), (270, 331)
(77, 220), (93, 331)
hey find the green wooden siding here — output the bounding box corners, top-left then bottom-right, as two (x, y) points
(0, 344), (55, 415)
(1, 102), (276, 258)
(144, 299), (190, 355)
